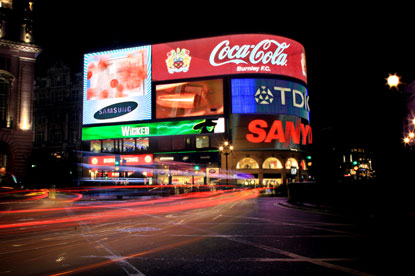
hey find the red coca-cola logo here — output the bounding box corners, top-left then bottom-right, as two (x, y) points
(209, 39), (290, 67)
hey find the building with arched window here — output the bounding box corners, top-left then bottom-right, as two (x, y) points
(81, 34), (311, 187)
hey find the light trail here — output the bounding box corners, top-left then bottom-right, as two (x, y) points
(0, 189), (227, 214)
(0, 189), (263, 230)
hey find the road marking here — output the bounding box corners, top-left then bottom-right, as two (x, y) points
(222, 214), (358, 236)
(169, 234), (353, 238)
(141, 210), (374, 276)
(64, 207), (146, 276)
(212, 214), (222, 220)
(225, 236), (375, 276)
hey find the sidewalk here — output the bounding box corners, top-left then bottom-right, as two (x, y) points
(279, 199), (339, 215)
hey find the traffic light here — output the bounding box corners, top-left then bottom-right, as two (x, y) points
(194, 165), (200, 171)
(352, 161), (358, 166)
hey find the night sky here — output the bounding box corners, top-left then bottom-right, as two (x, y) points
(33, 1), (415, 147)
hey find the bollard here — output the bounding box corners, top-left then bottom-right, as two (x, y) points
(49, 185), (56, 199)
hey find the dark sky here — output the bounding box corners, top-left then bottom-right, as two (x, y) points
(33, 1), (415, 144)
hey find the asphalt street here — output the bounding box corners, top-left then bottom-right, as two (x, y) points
(0, 189), (389, 275)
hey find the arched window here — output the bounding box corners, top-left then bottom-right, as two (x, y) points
(285, 158), (298, 169)
(262, 157), (283, 169)
(0, 70), (14, 128)
(300, 160), (307, 170)
(236, 157), (259, 169)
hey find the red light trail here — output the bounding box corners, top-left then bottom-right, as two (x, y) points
(0, 188), (263, 231)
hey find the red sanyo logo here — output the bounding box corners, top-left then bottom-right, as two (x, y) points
(246, 119), (312, 147)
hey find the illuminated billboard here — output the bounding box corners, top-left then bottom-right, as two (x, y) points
(156, 79), (224, 119)
(83, 46), (151, 125)
(232, 114), (312, 151)
(152, 34), (307, 83)
(82, 118), (225, 140)
(89, 154), (153, 166)
(231, 78), (309, 121)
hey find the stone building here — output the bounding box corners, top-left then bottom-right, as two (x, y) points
(0, 0), (40, 180)
(32, 61), (83, 186)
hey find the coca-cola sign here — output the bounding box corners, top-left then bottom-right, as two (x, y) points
(209, 39), (290, 67)
(152, 34), (307, 83)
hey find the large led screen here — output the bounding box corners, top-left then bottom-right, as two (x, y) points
(82, 118), (225, 140)
(152, 34), (307, 84)
(156, 79), (223, 119)
(231, 78), (310, 121)
(83, 46), (151, 125)
(231, 114), (312, 151)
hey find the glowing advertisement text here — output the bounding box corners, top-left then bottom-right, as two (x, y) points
(231, 78), (309, 121)
(152, 34), (307, 83)
(89, 154), (153, 166)
(82, 118), (225, 140)
(231, 114), (311, 151)
(83, 45), (151, 125)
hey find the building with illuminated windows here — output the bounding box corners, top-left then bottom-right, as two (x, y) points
(81, 34), (312, 188)
(0, 0), (40, 180)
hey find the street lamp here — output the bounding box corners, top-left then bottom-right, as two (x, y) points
(386, 73), (401, 89)
(219, 141), (233, 186)
(403, 117), (415, 146)
(386, 73), (415, 147)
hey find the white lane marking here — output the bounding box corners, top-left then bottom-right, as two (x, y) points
(140, 206), (373, 276)
(212, 214), (222, 220)
(225, 236), (375, 276)
(65, 207), (146, 276)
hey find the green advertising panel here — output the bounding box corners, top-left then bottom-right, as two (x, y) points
(82, 118), (225, 140)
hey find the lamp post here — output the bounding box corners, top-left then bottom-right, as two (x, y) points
(403, 117), (415, 147)
(219, 141), (233, 186)
(386, 73), (415, 147)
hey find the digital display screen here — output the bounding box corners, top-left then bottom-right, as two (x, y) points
(156, 79), (223, 119)
(82, 118), (225, 140)
(231, 78), (310, 121)
(83, 45), (151, 125)
(152, 34), (307, 84)
(89, 154), (153, 166)
(231, 114), (312, 151)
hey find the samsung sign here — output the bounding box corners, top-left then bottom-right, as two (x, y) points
(231, 78), (310, 121)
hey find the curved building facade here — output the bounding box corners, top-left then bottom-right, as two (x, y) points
(81, 34), (312, 188)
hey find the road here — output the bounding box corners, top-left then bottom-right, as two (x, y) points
(0, 188), (384, 275)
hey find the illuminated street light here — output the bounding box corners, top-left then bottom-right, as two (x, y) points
(386, 73), (401, 89)
(219, 141), (233, 186)
(403, 117), (415, 146)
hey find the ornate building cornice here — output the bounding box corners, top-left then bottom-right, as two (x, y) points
(0, 39), (41, 54)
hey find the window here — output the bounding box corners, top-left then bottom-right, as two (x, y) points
(158, 137), (171, 151)
(172, 136), (185, 150)
(136, 138), (149, 151)
(0, 80), (8, 127)
(300, 160), (307, 170)
(102, 140), (114, 152)
(262, 157), (283, 169)
(285, 158), (298, 169)
(236, 158), (259, 169)
(196, 136), (209, 148)
(53, 75), (66, 87)
(123, 138), (135, 152)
